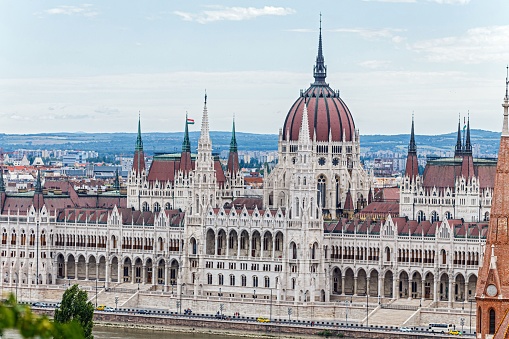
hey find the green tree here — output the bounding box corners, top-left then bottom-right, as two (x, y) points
(0, 294), (84, 338)
(54, 284), (94, 339)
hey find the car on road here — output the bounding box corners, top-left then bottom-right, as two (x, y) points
(449, 330), (462, 335)
(399, 327), (412, 332)
(104, 306), (115, 312)
(96, 305), (106, 311)
(32, 302), (47, 308)
(257, 317), (270, 323)
(136, 309), (149, 314)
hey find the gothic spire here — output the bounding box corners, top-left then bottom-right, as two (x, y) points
(113, 169), (120, 191)
(464, 113), (472, 154)
(227, 115), (240, 175)
(0, 166), (4, 193)
(503, 66), (509, 137)
(132, 113), (146, 174)
(408, 113), (417, 153)
(35, 169), (42, 194)
(229, 115), (238, 153)
(405, 115), (419, 179)
(298, 101), (311, 142)
(135, 112), (143, 151)
(198, 90), (211, 145)
(313, 13), (327, 84)
(455, 114), (463, 157)
(182, 113), (191, 153)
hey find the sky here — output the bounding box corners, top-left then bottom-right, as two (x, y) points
(1, 0), (509, 136)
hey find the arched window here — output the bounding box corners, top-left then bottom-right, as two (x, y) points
(165, 203), (172, 210)
(385, 247), (391, 262)
(207, 273), (212, 284)
(230, 274), (235, 286)
(264, 276), (270, 288)
(292, 278), (296, 289)
(142, 202), (149, 212)
(153, 202), (161, 212)
(252, 276), (258, 287)
(431, 211), (439, 223)
(335, 176), (340, 208)
(489, 308), (496, 334)
(218, 274), (224, 285)
(445, 211), (452, 220)
(317, 175), (326, 208)
(291, 243), (297, 260)
(441, 249), (447, 265)
(241, 275), (247, 287)
(417, 210), (425, 223)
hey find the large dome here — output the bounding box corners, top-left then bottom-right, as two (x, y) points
(282, 26), (356, 143)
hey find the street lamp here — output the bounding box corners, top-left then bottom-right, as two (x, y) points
(366, 292), (369, 329)
(344, 300), (349, 325)
(460, 317), (465, 334)
(115, 296), (119, 310)
(269, 288), (273, 323)
(176, 300), (181, 314)
(287, 307), (292, 322)
(469, 298), (474, 334)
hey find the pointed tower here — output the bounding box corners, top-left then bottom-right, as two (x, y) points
(33, 169), (44, 211)
(179, 114), (193, 173)
(113, 169), (120, 191)
(0, 165), (5, 211)
(455, 116), (463, 157)
(193, 92), (217, 214)
(313, 13), (327, 85)
(127, 114), (146, 210)
(227, 116), (240, 175)
(404, 115), (419, 179)
(461, 115), (474, 179)
(133, 114), (146, 175)
(476, 68), (509, 339)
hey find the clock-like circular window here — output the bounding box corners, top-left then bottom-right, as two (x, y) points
(332, 158), (339, 166)
(318, 157), (326, 166)
(487, 284), (498, 297)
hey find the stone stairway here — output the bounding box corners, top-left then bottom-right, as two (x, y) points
(367, 307), (416, 326)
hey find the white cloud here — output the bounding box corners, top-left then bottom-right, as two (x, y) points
(362, 0), (416, 3)
(174, 6), (295, 24)
(429, 0), (470, 4)
(362, 0), (470, 3)
(410, 25), (509, 63)
(330, 28), (406, 41)
(43, 4), (98, 17)
(359, 60), (391, 69)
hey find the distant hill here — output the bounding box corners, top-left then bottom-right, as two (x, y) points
(0, 129), (501, 158)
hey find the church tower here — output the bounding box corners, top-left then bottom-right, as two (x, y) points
(226, 116), (244, 199)
(476, 68), (509, 338)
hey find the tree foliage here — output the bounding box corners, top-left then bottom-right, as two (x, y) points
(54, 284), (94, 339)
(0, 294), (84, 338)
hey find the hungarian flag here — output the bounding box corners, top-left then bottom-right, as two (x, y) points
(187, 118), (195, 125)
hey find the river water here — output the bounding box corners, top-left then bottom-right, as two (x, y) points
(1, 326), (225, 339)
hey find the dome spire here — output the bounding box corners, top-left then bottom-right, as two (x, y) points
(135, 111), (143, 151)
(313, 13), (327, 85)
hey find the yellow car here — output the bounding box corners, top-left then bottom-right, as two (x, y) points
(257, 317), (270, 323)
(96, 305), (106, 311)
(449, 330), (462, 335)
